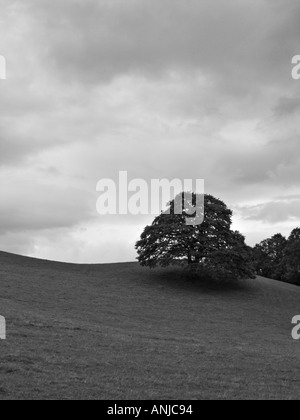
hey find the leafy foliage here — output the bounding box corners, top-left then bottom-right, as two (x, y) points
(253, 234), (287, 281)
(136, 193), (255, 281)
(283, 228), (300, 285)
(253, 229), (300, 286)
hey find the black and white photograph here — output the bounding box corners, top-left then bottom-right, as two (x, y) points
(0, 0), (300, 403)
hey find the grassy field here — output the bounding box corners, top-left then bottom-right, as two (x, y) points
(0, 251), (299, 400)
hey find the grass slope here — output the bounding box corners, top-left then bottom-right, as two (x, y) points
(0, 251), (299, 400)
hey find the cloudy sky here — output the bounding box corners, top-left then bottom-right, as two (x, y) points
(0, 0), (299, 263)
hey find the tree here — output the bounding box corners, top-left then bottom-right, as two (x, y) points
(253, 234), (287, 280)
(135, 193), (255, 281)
(283, 228), (300, 285)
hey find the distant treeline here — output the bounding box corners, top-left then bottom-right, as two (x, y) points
(252, 228), (300, 286)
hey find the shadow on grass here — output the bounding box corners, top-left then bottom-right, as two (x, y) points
(144, 266), (254, 295)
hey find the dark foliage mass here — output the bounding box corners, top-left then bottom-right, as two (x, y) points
(136, 193), (255, 281)
(253, 228), (300, 286)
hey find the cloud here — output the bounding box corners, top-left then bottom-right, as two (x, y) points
(239, 198), (300, 224)
(0, 0), (299, 261)
(0, 169), (94, 234)
(17, 0), (300, 90)
(273, 96), (300, 117)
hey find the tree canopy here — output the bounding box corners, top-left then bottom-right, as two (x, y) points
(136, 193), (255, 281)
(253, 228), (300, 286)
(253, 234), (287, 280)
(283, 228), (300, 285)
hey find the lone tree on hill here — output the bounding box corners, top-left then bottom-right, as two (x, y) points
(136, 193), (255, 281)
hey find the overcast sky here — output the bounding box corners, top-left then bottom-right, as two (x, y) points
(0, 0), (299, 263)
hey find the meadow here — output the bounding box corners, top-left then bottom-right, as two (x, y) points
(0, 251), (299, 400)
